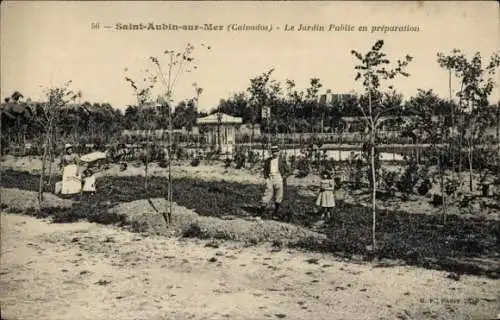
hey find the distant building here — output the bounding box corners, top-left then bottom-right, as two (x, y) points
(196, 112), (243, 154)
(121, 129), (184, 140)
(238, 123), (262, 137)
(317, 90), (357, 106)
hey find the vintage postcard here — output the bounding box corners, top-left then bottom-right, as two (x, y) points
(1, 1), (499, 319)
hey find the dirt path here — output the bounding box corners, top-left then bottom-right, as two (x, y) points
(1, 213), (499, 320)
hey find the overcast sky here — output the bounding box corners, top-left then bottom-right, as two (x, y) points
(1, 1), (499, 112)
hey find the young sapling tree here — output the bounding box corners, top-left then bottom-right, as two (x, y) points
(37, 81), (81, 207)
(351, 40), (413, 251)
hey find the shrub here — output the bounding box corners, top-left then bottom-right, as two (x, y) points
(347, 155), (365, 190)
(247, 150), (259, 165)
(119, 162), (128, 171)
(205, 150), (219, 162)
(288, 155), (297, 171)
(397, 159), (419, 194)
(239, 134), (250, 143)
(158, 159), (168, 168)
(190, 158), (200, 167)
(295, 158), (310, 178)
(417, 178), (432, 196)
(175, 145), (188, 160)
(380, 169), (398, 196)
(234, 150), (246, 169)
(318, 159), (334, 174)
(445, 178), (460, 196)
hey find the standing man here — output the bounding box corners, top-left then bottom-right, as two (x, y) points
(261, 145), (290, 220)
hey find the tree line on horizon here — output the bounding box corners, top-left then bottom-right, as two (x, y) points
(2, 80), (498, 148)
(1, 44), (499, 150)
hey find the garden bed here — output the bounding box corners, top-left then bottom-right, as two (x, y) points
(1, 169), (499, 278)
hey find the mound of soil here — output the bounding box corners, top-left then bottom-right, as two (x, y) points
(0, 155), (58, 174)
(109, 198), (326, 244)
(1, 188), (74, 212)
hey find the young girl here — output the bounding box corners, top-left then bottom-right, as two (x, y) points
(316, 170), (336, 221)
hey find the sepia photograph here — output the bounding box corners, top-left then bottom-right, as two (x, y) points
(1, 1), (499, 319)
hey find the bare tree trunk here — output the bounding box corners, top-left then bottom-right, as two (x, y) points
(439, 151), (447, 225)
(267, 117), (270, 151)
(468, 138), (473, 192)
(144, 141), (149, 190)
(140, 107), (149, 191)
(217, 113), (222, 154)
(16, 117), (21, 148)
(457, 82), (465, 179)
(47, 130), (56, 187)
(458, 127), (463, 175)
(370, 130), (376, 251)
(497, 102), (500, 175)
(438, 108), (448, 224)
(368, 83), (376, 251)
(449, 69), (455, 175)
(321, 106), (325, 134)
(195, 94), (200, 153)
(312, 103), (316, 136)
(39, 157), (46, 206)
(167, 102), (173, 224)
(468, 101), (474, 192)
(251, 105), (255, 152)
(144, 124), (150, 191)
(0, 110), (3, 207)
(47, 144), (53, 187)
(292, 104), (297, 158)
(39, 132), (50, 206)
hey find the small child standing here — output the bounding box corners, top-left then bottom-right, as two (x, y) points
(315, 170), (336, 221)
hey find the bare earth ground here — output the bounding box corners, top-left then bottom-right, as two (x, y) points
(1, 156), (500, 320)
(2, 213), (500, 320)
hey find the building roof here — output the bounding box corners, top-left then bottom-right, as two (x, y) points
(197, 113), (243, 125)
(121, 129), (184, 137)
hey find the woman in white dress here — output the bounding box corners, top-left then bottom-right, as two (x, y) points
(56, 144), (83, 195)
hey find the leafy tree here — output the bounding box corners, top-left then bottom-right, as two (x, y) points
(217, 92), (252, 123)
(172, 99), (197, 130)
(123, 105), (140, 130)
(284, 79), (303, 138)
(305, 78), (323, 133)
(247, 69), (275, 145)
(438, 50), (500, 191)
(1, 92), (32, 152)
(437, 49), (463, 172)
(403, 89), (457, 223)
(351, 39), (413, 250)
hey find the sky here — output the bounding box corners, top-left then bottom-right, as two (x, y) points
(1, 1), (499, 113)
